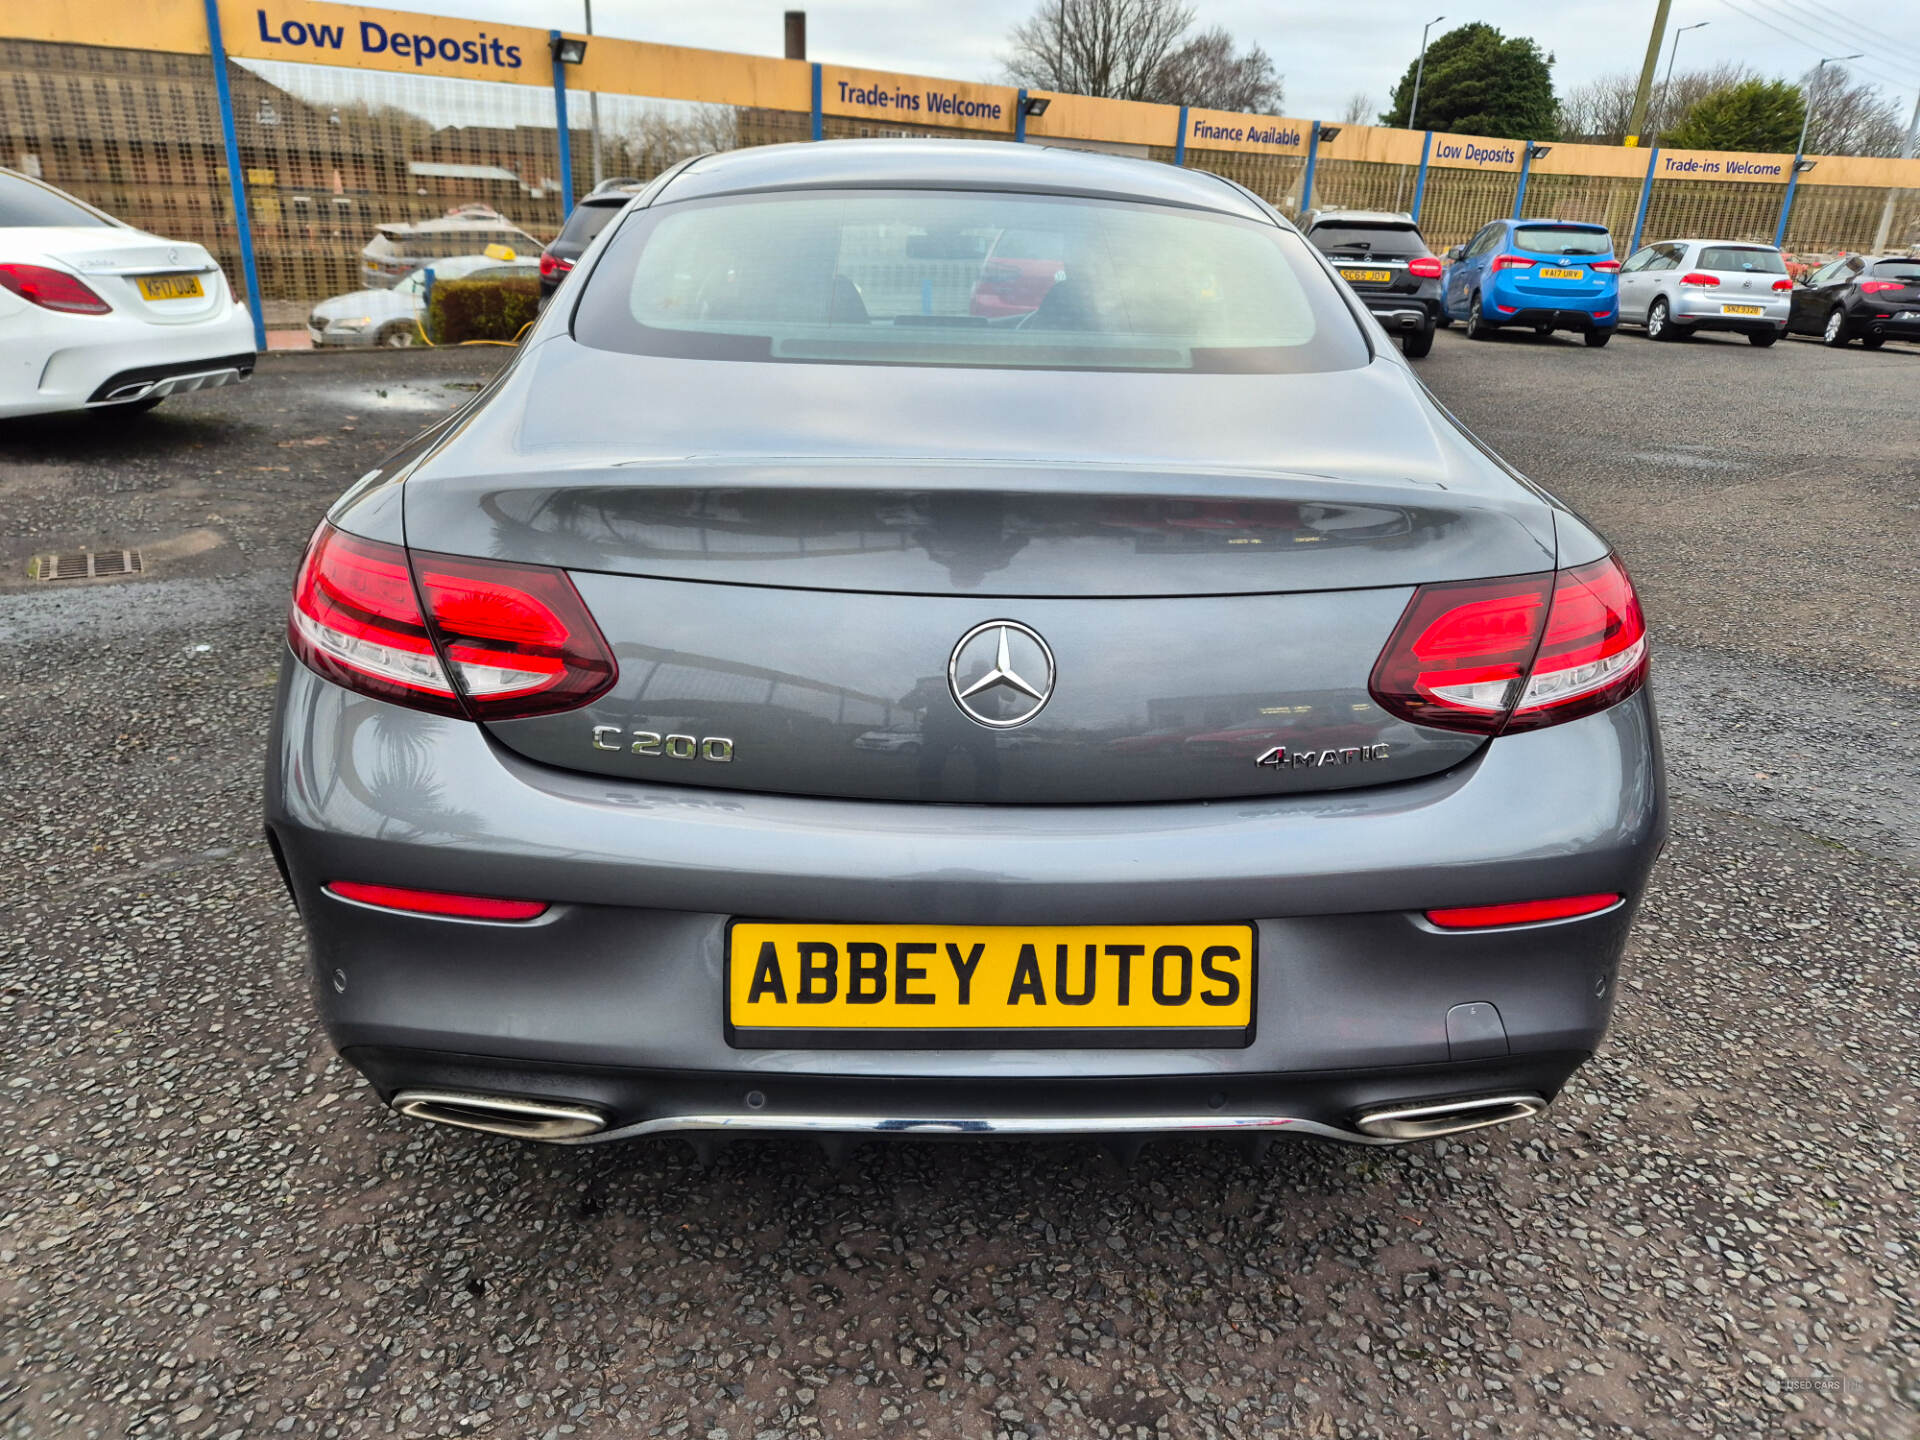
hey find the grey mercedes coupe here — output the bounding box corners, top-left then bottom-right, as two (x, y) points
(265, 141), (1665, 1150)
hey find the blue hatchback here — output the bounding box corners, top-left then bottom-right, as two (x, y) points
(1442, 220), (1620, 346)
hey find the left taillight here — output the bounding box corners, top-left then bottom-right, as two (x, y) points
(1680, 271), (1720, 288)
(1408, 256), (1444, 279)
(0, 262), (111, 314)
(1860, 279), (1905, 295)
(1369, 555), (1648, 736)
(288, 523), (616, 721)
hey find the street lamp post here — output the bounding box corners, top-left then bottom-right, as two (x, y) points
(1778, 54), (1863, 248)
(1654, 21), (1708, 143)
(1394, 15), (1444, 212)
(584, 0), (602, 187)
(1404, 15), (1445, 130)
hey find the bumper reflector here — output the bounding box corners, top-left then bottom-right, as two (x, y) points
(1426, 893), (1620, 929)
(325, 881), (549, 921)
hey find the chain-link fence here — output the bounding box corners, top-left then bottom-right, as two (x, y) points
(8, 4), (1918, 339)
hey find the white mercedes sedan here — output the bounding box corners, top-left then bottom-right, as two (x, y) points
(0, 168), (255, 419)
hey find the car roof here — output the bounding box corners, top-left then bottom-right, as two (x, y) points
(658, 139), (1271, 221)
(1508, 219), (1609, 230)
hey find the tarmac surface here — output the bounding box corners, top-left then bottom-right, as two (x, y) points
(2, 328), (1915, 1439)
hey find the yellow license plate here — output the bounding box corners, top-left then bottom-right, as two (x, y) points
(728, 922), (1255, 1039)
(136, 273), (204, 301)
(1538, 267), (1585, 280)
(1721, 304), (1764, 316)
(1339, 268), (1393, 283)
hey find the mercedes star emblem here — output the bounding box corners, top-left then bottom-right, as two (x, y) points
(947, 621), (1055, 729)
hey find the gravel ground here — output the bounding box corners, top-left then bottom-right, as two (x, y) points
(2, 337), (1915, 1440)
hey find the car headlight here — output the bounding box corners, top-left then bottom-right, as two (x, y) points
(331, 316), (372, 332)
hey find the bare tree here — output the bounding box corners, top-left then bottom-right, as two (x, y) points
(1147, 26), (1282, 112)
(1003, 0), (1195, 102)
(1804, 64), (1907, 156)
(608, 106), (739, 181)
(1559, 62), (1757, 144)
(1340, 92), (1373, 125)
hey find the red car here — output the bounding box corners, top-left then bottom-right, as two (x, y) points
(969, 228), (1066, 318)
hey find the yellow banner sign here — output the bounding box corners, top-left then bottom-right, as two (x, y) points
(221, 0), (551, 83)
(1425, 132), (1524, 171)
(821, 65), (1014, 130)
(1184, 108), (1309, 155)
(1656, 149), (1791, 182)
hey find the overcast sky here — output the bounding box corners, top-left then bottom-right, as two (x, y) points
(366, 0), (1920, 124)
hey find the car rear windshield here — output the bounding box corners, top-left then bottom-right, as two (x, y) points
(573, 190), (1368, 373)
(1698, 246), (1786, 273)
(1308, 223), (1428, 259)
(1513, 226), (1612, 257)
(559, 201), (624, 248)
(0, 173), (110, 228)
(1871, 259), (1920, 280)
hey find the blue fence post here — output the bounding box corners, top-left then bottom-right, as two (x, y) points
(1512, 143), (1534, 220)
(1410, 130), (1433, 222)
(1174, 106), (1188, 166)
(1015, 89), (1027, 142)
(1629, 147), (1660, 254)
(1773, 165), (1802, 249)
(202, 0), (265, 350)
(549, 33), (574, 218)
(810, 63), (823, 141)
(1300, 121), (1321, 214)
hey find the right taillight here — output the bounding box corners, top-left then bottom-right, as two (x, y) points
(287, 522), (617, 721)
(1408, 256), (1444, 279)
(1370, 555), (1648, 736)
(0, 262), (111, 314)
(1771, 278), (1794, 291)
(538, 251), (573, 279)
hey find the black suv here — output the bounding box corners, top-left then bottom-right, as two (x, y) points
(539, 178), (647, 304)
(1301, 209), (1445, 358)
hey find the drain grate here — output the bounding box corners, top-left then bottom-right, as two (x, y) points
(29, 549), (145, 582)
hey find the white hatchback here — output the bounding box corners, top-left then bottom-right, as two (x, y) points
(1616, 238), (1793, 346)
(0, 168), (255, 419)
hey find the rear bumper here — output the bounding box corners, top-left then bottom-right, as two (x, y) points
(265, 660), (1666, 1142)
(1671, 297), (1788, 332)
(0, 302), (256, 418)
(1489, 306), (1614, 332)
(1853, 308), (1920, 339)
(1358, 294), (1439, 330)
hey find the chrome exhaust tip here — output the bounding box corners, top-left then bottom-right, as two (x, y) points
(1353, 1093), (1545, 1141)
(391, 1089), (608, 1141)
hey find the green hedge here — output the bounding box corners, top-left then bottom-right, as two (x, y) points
(428, 276), (541, 344)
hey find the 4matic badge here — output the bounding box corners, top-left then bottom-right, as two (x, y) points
(1256, 743), (1391, 769)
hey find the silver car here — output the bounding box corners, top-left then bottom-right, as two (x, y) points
(1617, 238), (1791, 345)
(266, 141), (1665, 1153)
(307, 254), (538, 348)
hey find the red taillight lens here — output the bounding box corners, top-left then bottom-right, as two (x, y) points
(289, 524), (462, 715)
(1679, 271), (1719, 287)
(0, 262), (111, 314)
(1771, 278), (1793, 291)
(325, 881), (549, 921)
(287, 523), (616, 721)
(411, 550), (615, 719)
(1408, 256), (1444, 279)
(1426, 894), (1621, 929)
(1590, 260), (1621, 274)
(1860, 279), (1905, 294)
(1370, 556), (1647, 735)
(1506, 555), (1648, 731)
(1489, 255), (1533, 273)
(539, 251), (573, 279)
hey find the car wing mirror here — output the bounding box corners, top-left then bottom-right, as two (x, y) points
(1445, 245), (1464, 261)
